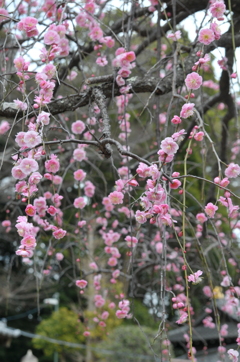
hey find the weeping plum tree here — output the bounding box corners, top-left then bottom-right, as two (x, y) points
(0, 0), (240, 360)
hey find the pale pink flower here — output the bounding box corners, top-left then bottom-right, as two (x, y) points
(42, 64), (56, 79)
(194, 131), (204, 141)
(205, 202), (218, 218)
(221, 275), (231, 287)
(210, 1), (226, 18)
(36, 111), (50, 125)
(89, 26), (103, 41)
(29, 172), (42, 185)
(196, 213), (207, 223)
(96, 56), (108, 67)
(24, 131), (41, 147)
(228, 349), (239, 362)
(185, 72), (202, 90)
(71, 120), (85, 134)
(56, 252), (64, 261)
(180, 103), (195, 118)
(17, 17), (38, 37)
(188, 270), (203, 284)
(74, 196), (87, 209)
(125, 235), (138, 248)
(76, 279), (88, 289)
(21, 235), (36, 248)
(135, 210), (147, 224)
(108, 257), (118, 266)
(53, 228), (66, 239)
(84, 181), (95, 197)
(108, 191), (124, 204)
(167, 30), (181, 41)
(47, 206), (57, 216)
(160, 137), (179, 155)
(45, 154), (60, 173)
(83, 331), (90, 337)
(198, 28), (215, 45)
(73, 148), (86, 161)
(19, 158), (39, 175)
(176, 311), (188, 324)
(0, 121), (10, 134)
(74, 169), (86, 181)
(0, 8), (9, 23)
(44, 30), (60, 45)
(12, 166), (27, 180)
(210, 22), (221, 40)
(14, 99), (28, 111)
(158, 150), (174, 163)
(225, 163), (240, 178)
(89, 262), (98, 270)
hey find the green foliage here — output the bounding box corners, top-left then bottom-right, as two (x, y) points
(95, 324), (170, 362)
(33, 307), (85, 357)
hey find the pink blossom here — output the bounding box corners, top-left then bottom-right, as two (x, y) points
(225, 163), (240, 178)
(24, 131), (41, 148)
(29, 172), (42, 185)
(53, 228), (66, 239)
(185, 72), (202, 90)
(17, 17), (38, 37)
(89, 26), (103, 41)
(84, 181), (95, 197)
(220, 177), (229, 187)
(12, 166), (27, 180)
(14, 99), (28, 111)
(108, 191), (124, 204)
(160, 137), (179, 155)
(19, 158), (39, 175)
(136, 162), (150, 178)
(116, 310), (128, 318)
(196, 213), (207, 223)
(198, 28), (215, 45)
(180, 103), (195, 118)
(44, 30), (60, 45)
(205, 202), (218, 218)
(25, 204), (36, 217)
(108, 257), (118, 266)
(0, 8), (9, 22)
(135, 210), (147, 224)
(210, 1), (226, 18)
(0, 121), (10, 134)
(158, 150), (174, 163)
(56, 253), (64, 261)
(74, 197), (87, 209)
(21, 235), (36, 248)
(171, 115), (181, 125)
(74, 169), (86, 181)
(83, 331), (90, 337)
(76, 279), (88, 289)
(210, 22), (221, 40)
(170, 179), (181, 189)
(42, 64), (56, 79)
(45, 154), (60, 173)
(167, 30), (181, 41)
(188, 270), (203, 284)
(221, 275), (231, 287)
(194, 131), (204, 141)
(96, 56), (108, 67)
(176, 311), (188, 324)
(125, 235), (138, 248)
(73, 148), (86, 162)
(89, 262), (98, 270)
(228, 349), (239, 362)
(47, 206), (57, 216)
(36, 111), (50, 125)
(71, 120), (85, 134)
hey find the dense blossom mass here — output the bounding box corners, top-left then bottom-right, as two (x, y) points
(0, 0), (240, 360)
